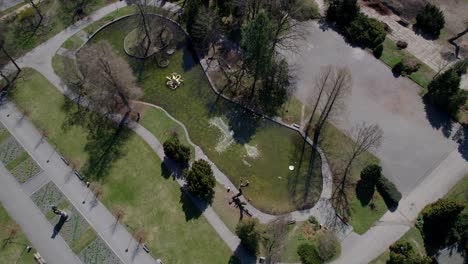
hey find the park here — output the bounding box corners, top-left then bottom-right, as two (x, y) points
(0, 0), (466, 264)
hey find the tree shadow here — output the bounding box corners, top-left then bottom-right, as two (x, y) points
(355, 180), (375, 206)
(288, 135), (322, 210)
(232, 243), (256, 264)
(182, 46), (197, 72)
(453, 125), (468, 161)
(225, 106), (260, 145)
(423, 96), (455, 138)
(179, 188), (203, 221)
(61, 99), (132, 180)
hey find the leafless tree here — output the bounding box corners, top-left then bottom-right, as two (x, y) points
(135, 229), (148, 245)
(28, 0), (43, 29)
(332, 122), (383, 217)
(112, 206), (126, 222)
(262, 216), (288, 264)
(135, 0), (152, 57)
(305, 66), (352, 144)
(78, 41), (141, 116)
(0, 25), (21, 88)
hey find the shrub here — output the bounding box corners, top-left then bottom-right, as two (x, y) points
(326, 0), (359, 27)
(163, 134), (191, 165)
(416, 3), (445, 37)
(396, 40), (408, 49)
(427, 59), (467, 117)
(373, 43), (383, 58)
(317, 231), (341, 261)
(344, 13), (386, 48)
(419, 198), (465, 249)
(236, 219), (262, 254)
(393, 58), (420, 76)
(308, 216), (321, 231)
(360, 164), (382, 183)
(388, 240), (431, 264)
(297, 243), (321, 264)
(184, 159), (216, 203)
(376, 176), (401, 208)
(291, 0), (320, 21)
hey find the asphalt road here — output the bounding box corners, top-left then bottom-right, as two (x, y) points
(285, 20), (463, 194)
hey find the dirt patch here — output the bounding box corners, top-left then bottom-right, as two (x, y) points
(209, 117), (234, 152)
(244, 144), (260, 159)
(362, 0), (392, 15)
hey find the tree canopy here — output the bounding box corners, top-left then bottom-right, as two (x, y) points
(184, 159), (216, 203)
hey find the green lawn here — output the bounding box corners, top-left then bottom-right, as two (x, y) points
(380, 38), (435, 89)
(62, 35), (84, 51)
(314, 122), (384, 234)
(83, 15), (323, 214)
(0, 203), (36, 264)
(139, 105), (195, 159)
(10, 68), (235, 264)
(1, 0), (116, 61)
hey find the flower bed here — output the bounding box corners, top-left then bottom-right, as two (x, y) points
(79, 237), (123, 264)
(0, 137), (25, 165)
(31, 181), (65, 213)
(10, 156), (42, 183)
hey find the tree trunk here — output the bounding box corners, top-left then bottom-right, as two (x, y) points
(1, 47), (21, 73)
(29, 0), (43, 28)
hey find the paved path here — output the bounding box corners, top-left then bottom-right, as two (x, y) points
(22, 171), (50, 195)
(0, 164), (82, 264)
(0, 101), (157, 264)
(331, 149), (467, 264)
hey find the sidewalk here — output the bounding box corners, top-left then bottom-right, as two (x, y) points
(0, 101), (157, 264)
(0, 164), (82, 264)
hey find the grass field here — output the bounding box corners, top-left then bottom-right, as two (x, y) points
(61, 35), (84, 51)
(380, 38), (436, 89)
(10, 68), (235, 264)
(0, 204), (36, 264)
(82, 15), (323, 214)
(313, 122), (384, 234)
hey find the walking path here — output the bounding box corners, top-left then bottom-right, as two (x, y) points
(331, 149), (467, 264)
(0, 165), (82, 264)
(0, 101), (157, 264)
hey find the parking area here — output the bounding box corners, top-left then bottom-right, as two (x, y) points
(285, 21), (460, 194)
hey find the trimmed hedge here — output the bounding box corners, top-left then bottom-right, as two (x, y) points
(376, 176), (402, 208)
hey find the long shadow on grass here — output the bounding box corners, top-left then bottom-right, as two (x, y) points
(60, 99), (131, 180)
(288, 136), (322, 210)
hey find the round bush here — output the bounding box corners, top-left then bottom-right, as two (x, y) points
(297, 243), (321, 264)
(416, 3), (445, 37)
(376, 176), (402, 208)
(317, 231), (341, 261)
(308, 216), (321, 231)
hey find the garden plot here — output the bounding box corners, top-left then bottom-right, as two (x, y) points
(79, 238), (123, 264)
(0, 136), (25, 165)
(0, 131), (42, 183)
(10, 156), (41, 183)
(31, 182), (122, 262)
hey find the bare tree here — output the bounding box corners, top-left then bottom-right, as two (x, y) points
(28, 0), (43, 29)
(262, 216), (288, 264)
(135, 229), (148, 246)
(135, 0), (152, 57)
(332, 122), (383, 216)
(112, 206), (126, 222)
(78, 41), (141, 116)
(191, 7), (223, 56)
(0, 25), (21, 88)
(306, 66), (352, 144)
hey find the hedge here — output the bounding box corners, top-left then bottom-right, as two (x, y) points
(376, 176), (402, 208)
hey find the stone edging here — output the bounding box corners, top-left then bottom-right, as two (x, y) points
(70, 10), (343, 225)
